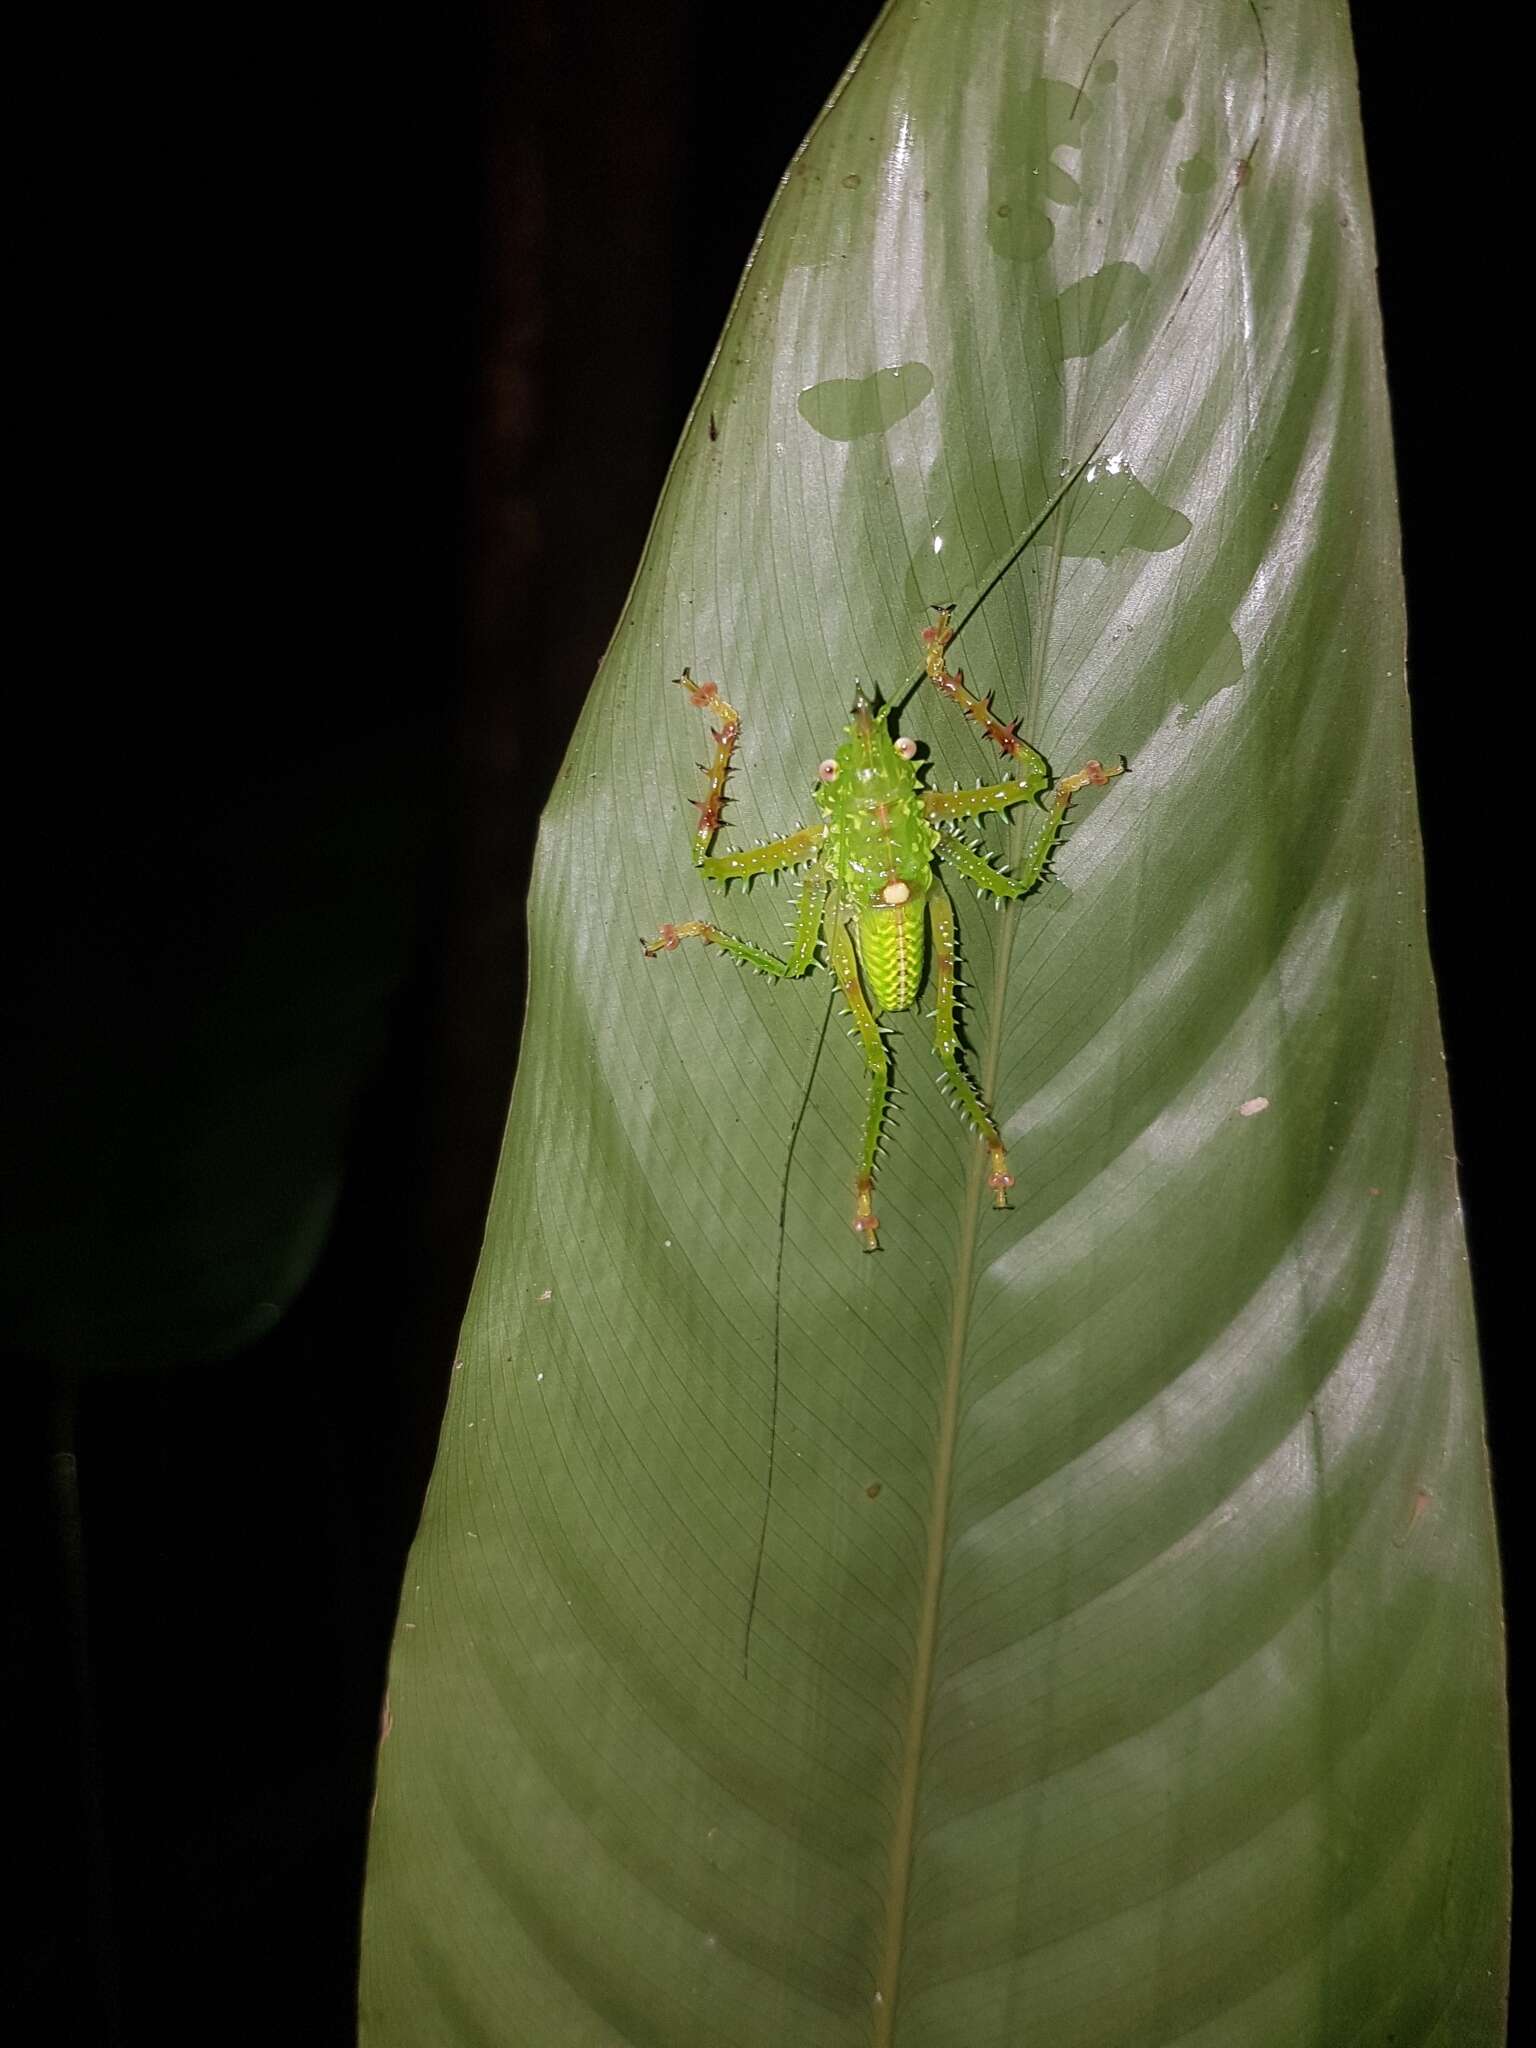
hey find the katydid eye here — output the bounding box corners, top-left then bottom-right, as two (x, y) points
(894, 736), (917, 759)
(818, 759), (838, 781)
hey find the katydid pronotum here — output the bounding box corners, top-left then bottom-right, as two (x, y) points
(643, 607), (1123, 1248)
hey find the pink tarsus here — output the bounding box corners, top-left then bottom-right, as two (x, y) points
(922, 608), (1025, 759)
(676, 669), (741, 861)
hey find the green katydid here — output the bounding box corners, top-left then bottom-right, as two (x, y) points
(643, 607), (1123, 1248)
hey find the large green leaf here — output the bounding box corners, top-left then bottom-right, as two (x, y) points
(361, 2), (1508, 2041)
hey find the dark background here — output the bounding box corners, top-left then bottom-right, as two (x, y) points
(7, 4), (1510, 2044)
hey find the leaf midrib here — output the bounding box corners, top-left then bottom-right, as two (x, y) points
(871, 1114), (989, 2040)
(861, 17), (1274, 1995)
(870, 497), (1070, 2041)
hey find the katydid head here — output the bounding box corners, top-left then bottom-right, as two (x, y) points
(816, 690), (922, 816)
(849, 691), (917, 749)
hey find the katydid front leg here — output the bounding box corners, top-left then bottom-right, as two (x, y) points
(670, 666), (827, 883)
(920, 604), (1031, 759)
(677, 669), (741, 864)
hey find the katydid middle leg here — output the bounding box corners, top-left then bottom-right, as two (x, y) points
(922, 775), (1046, 827)
(933, 755), (1123, 904)
(643, 869), (827, 973)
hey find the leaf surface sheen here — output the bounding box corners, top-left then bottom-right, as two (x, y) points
(362, 4), (1508, 2043)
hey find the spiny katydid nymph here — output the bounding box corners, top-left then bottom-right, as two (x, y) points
(643, 608), (1123, 1249)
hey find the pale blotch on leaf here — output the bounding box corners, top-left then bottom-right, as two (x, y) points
(1044, 460), (1193, 562)
(1175, 614), (1245, 721)
(797, 362), (935, 441)
(1047, 261), (1150, 359)
(987, 77), (1090, 264)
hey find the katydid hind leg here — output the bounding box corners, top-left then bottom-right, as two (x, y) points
(927, 878), (1014, 1207)
(824, 908), (890, 1249)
